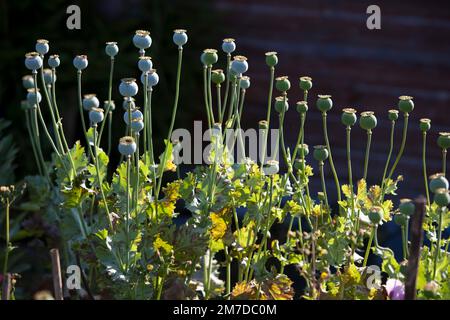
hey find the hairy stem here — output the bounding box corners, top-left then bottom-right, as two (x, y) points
(156, 48), (183, 198)
(322, 112), (341, 202)
(363, 130), (372, 181)
(261, 67), (275, 168)
(422, 132), (431, 207)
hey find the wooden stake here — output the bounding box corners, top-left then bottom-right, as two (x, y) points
(405, 196), (426, 300)
(1, 273), (11, 300)
(50, 248), (63, 300)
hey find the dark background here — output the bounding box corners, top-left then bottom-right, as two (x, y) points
(1, 0), (450, 196)
(0, 0), (450, 285)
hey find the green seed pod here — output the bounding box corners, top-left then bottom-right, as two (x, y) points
(398, 95), (414, 113)
(313, 145), (329, 162)
(359, 111), (377, 130)
(433, 188), (450, 207)
(274, 96), (289, 113)
(103, 100), (116, 111)
(419, 118), (431, 132)
(423, 281), (440, 299)
(368, 206), (383, 225)
(341, 108), (357, 127)
(429, 173), (449, 193)
(297, 143), (309, 156)
(296, 101), (308, 113)
(318, 192), (326, 202)
(293, 159), (306, 171)
(239, 76), (251, 89)
(399, 261), (408, 276)
(201, 48), (218, 66)
(299, 76), (312, 92)
(265, 51), (278, 67)
(211, 69), (225, 85)
(399, 198), (415, 216)
(316, 95), (333, 113)
(275, 76), (291, 92)
(393, 213), (408, 227)
(388, 109), (399, 121)
(437, 132), (450, 149)
(262, 160), (279, 176)
(258, 120), (268, 130)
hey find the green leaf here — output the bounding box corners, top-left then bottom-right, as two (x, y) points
(88, 147), (109, 186)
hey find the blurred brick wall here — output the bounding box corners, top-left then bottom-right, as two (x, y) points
(212, 0), (450, 200)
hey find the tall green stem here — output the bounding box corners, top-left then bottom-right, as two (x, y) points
(255, 176), (274, 262)
(217, 85), (223, 123)
(25, 110), (43, 175)
(363, 130), (372, 181)
(222, 53), (231, 120)
(225, 246), (231, 299)
(31, 107), (49, 181)
(322, 112), (341, 202)
(346, 127), (355, 220)
(134, 133), (140, 214)
(363, 226), (375, 267)
(98, 58), (115, 149)
(51, 69), (76, 177)
(387, 113), (409, 183)
(93, 126), (113, 231)
(40, 66), (64, 153)
(107, 111), (113, 157)
(442, 149), (447, 176)
(207, 66), (215, 124)
(292, 113), (306, 161)
(147, 88), (154, 164)
(422, 132), (431, 207)
(77, 71), (92, 157)
(381, 120), (396, 189)
(203, 67), (212, 129)
(319, 161), (329, 208)
(50, 69), (69, 154)
(33, 73), (60, 157)
(125, 156), (131, 271)
(156, 48), (183, 198)
(260, 67), (275, 169)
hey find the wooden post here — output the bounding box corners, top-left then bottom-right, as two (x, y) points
(1, 273), (11, 300)
(50, 248), (64, 300)
(405, 196), (426, 300)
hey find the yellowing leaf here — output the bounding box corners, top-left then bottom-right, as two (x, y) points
(235, 221), (256, 248)
(284, 200), (303, 216)
(357, 179), (367, 199)
(312, 204), (322, 217)
(163, 180), (181, 202)
(153, 234), (173, 254)
(210, 213), (227, 241)
(304, 165), (313, 177)
(343, 263), (361, 285)
(130, 232), (142, 252)
(342, 184), (352, 199)
(231, 282), (257, 300)
(382, 200), (393, 221)
(370, 185), (382, 201)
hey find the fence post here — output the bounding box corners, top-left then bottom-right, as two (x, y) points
(405, 196), (426, 300)
(50, 248), (64, 300)
(1, 273), (11, 300)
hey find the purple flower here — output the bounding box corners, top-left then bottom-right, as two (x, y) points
(385, 279), (405, 300)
